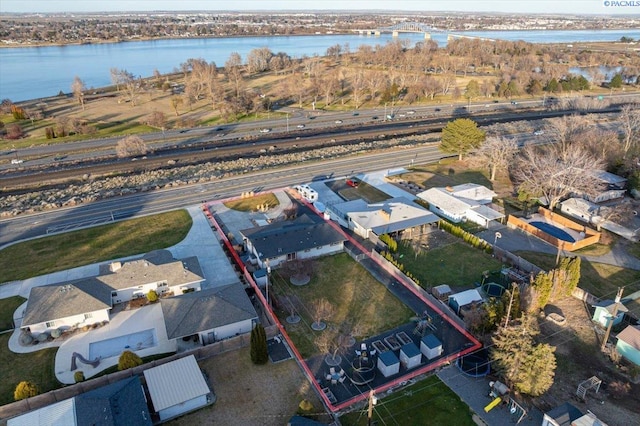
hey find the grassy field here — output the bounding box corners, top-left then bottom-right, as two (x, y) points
(0, 333), (59, 406)
(223, 192), (279, 212)
(0, 296), (25, 332)
(397, 242), (502, 291)
(514, 251), (640, 300)
(339, 375), (475, 426)
(0, 209), (192, 283)
(270, 253), (414, 358)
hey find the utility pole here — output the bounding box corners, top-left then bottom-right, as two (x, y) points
(367, 390), (377, 426)
(601, 287), (624, 352)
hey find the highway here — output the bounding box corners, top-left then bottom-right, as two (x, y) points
(0, 146), (444, 246)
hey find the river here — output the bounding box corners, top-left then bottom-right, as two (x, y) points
(1, 29), (638, 102)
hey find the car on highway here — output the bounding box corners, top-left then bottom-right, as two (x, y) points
(371, 116), (378, 120)
(511, 101), (518, 105)
(335, 120), (343, 124)
(352, 112), (359, 116)
(434, 108), (441, 112)
(407, 110), (415, 115)
(297, 124), (305, 128)
(534, 130), (544, 136)
(259, 128), (271, 133)
(11, 159), (23, 164)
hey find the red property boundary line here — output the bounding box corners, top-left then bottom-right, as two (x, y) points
(202, 190), (482, 412)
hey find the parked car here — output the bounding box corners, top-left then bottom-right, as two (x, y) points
(259, 128), (271, 133)
(297, 124), (305, 128)
(346, 178), (359, 188)
(534, 130), (544, 136)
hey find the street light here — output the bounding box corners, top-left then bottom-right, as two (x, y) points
(494, 232), (502, 257)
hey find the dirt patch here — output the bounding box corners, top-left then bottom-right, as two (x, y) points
(168, 346), (330, 426)
(533, 296), (640, 425)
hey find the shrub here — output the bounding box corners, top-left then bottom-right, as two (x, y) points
(74, 371), (85, 383)
(608, 381), (630, 399)
(250, 324), (269, 365)
(50, 328), (61, 338)
(118, 350), (143, 371)
(14, 381), (39, 401)
(147, 289), (159, 302)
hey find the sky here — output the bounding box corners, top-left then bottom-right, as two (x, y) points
(1, 0), (639, 15)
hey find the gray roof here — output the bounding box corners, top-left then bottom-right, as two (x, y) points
(160, 282), (257, 339)
(22, 278), (113, 327)
(240, 214), (346, 260)
(333, 197), (439, 235)
(617, 325), (640, 351)
(99, 257), (204, 291)
(75, 376), (152, 426)
(593, 299), (628, 314)
(546, 402), (583, 425)
(417, 188), (474, 216)
(448, 183), (496, 202)
(591, 170), (626, 185)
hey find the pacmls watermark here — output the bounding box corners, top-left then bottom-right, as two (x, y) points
(603, 0), (640, 7)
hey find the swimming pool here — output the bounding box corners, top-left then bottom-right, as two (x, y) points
(529, 221), (576, 243)
(89, 328), (157, 360)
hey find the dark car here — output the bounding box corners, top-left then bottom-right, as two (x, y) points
(371, 116), (378, 120)
(434, 108), (441, 112)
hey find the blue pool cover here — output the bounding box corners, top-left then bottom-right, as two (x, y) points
(529, 221), (575, 243)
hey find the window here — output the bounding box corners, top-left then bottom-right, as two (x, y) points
(84, 313), (93, 320)
(46, 321), (56, 328)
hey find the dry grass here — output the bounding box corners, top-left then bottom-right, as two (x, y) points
(223, 192), (280, 212)
(168, 347), (330, 426)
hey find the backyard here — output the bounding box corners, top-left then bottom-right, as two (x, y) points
(269, 253), (414, 359)
(0, 209), (192, 282)
(324, 179), (390, 203)
(223, 192), (280, 212)
(339, 375), (475, 426)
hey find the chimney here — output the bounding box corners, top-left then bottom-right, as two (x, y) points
(109, 261), (122, 272)
(379, 208), (391, 221)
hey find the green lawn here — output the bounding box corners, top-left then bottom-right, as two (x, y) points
(339, 375), (475, 426)
(0, 297), (26, 332)
(0, 209), (192, 283)
(270, 253), (414, 358)
(397, 242), (502, 290)
(0, 334), (59, 406)
(514, 251), (640, 300)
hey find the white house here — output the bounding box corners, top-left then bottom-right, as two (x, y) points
(416, 184), (504, 228)
(160, 282), (258, 345)
(240, 214), (346, 268)
(143, 355), (213, 421)
(325, 197), (440, 240)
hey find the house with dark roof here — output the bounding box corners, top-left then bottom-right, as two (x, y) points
(160, 282), (258, 344)
(325, 196), (439, 241)
(240, 214), (346, 268)
(21, 251), (205, 336)
(7, 376), (152, 426)
(616, 325), (640, 366)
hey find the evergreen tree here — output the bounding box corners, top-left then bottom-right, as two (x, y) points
(439, 118), (486, 160)
(250, 324), (269, 365)
(609, 74), (623, 89)
(118, 350), (143, 371)
(532, 271), (554, 309)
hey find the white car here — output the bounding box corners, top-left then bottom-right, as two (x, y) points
(335, 120), (343, 124)
(297, 124), (305, 128)
(259, 128), (271, 133)
(534, 130), (544, 136)
(407, 110), (415, 115)
(11, 159), (23, 164)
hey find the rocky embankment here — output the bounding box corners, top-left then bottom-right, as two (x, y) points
(0, 135), (433, 217)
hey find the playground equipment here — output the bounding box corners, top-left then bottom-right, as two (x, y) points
(412, 311), (437, 336)
(70, 352), (101, 371)
(484, 397), (501, 412)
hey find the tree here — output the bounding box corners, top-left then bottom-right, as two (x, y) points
(250, 323), (269, 364)
(513, 143), (604, 210)
(439, 118), (486, 160)
(147, 289), (158, 302)
(531, 270), (554, 309)
(74, 371), (85, 383)
(473, 136), (518, 181)
(146, 111), (166, 129)
(311, 298), (334, 330)
(619, 104), (640, 157)
(464, 79), (481, 102)
(118, 350), (142, 370)
(71, 76), (86, 110)
(491, 316), (556, 396)
(5, 123), (23, 139)
(314, 329), (342, 365)
(119, 69), (142, 106)
(225, 52), (244, 99)
(14, 381), (39, 401)
(609, 74), (623, 89)
(116, 135), (148, 158)
(170, 96), (183, 117)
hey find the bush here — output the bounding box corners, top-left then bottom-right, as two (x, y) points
(250, 324), (269, 365)
(14, 381), (39, 401)
(74, 371), (85, 383)
(118, 350), (143, 371)
(50, 328), (61, 338)
(608, 380), (630, 399)
(147, 289), (158, 302)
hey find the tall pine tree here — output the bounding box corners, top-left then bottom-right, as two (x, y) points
(250, 323), (269, 365)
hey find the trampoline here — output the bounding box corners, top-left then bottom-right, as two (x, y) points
(457, 348), (490, 377)
(482, 282), (506, 298)
(529, 221), (576, 243)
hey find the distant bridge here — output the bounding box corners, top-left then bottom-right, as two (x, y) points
(352, 22), (495, 42)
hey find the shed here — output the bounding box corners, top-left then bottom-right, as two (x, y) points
(448, 289), (483, 315)
(377, 351), (400, 377)
(432, 284), (452, 301)
(399, 342), (422, 370)
(421, 334), (443, 360)
(592, 299), (628, 328)
(143, 355), (212, 421)
(616, 325), (640, 366)
(541, 402), (584, 426)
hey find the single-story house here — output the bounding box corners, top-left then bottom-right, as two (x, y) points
(7, 376), (152, 426)
(592, 299), (628, 328)
(541, 402), (584, 426)
(143, 354), (213, 421)
(325, 197), (439, 240)
(616, 325), (640, 366)
(21, 251), (205, 336)
(416, 184), (504, 228)
(580, 170), (627, 203)
(240, 214), (346, 268)
(559, 198), (603, 226)
(160, 282), (258, 345)
(448, 289), (484, 316)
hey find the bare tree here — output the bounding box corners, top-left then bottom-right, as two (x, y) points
(120, 70), (142, 106)
(314, 329), (342, 365)
(170, 96), (182, 117)
(311, 298), (334, 330)
(513, 143), (605, 210)
(71, 76), (86, 110)
(542, 115), (590, 151)
(620, 104), (640, 158)
(350, 69), (365, 109)
(246, 47), (273, 74)
(225, 52), (244, 99)
(473, 136), (518, 181)
(145, 111), (166, 129)
(116, 135), (148, 158)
